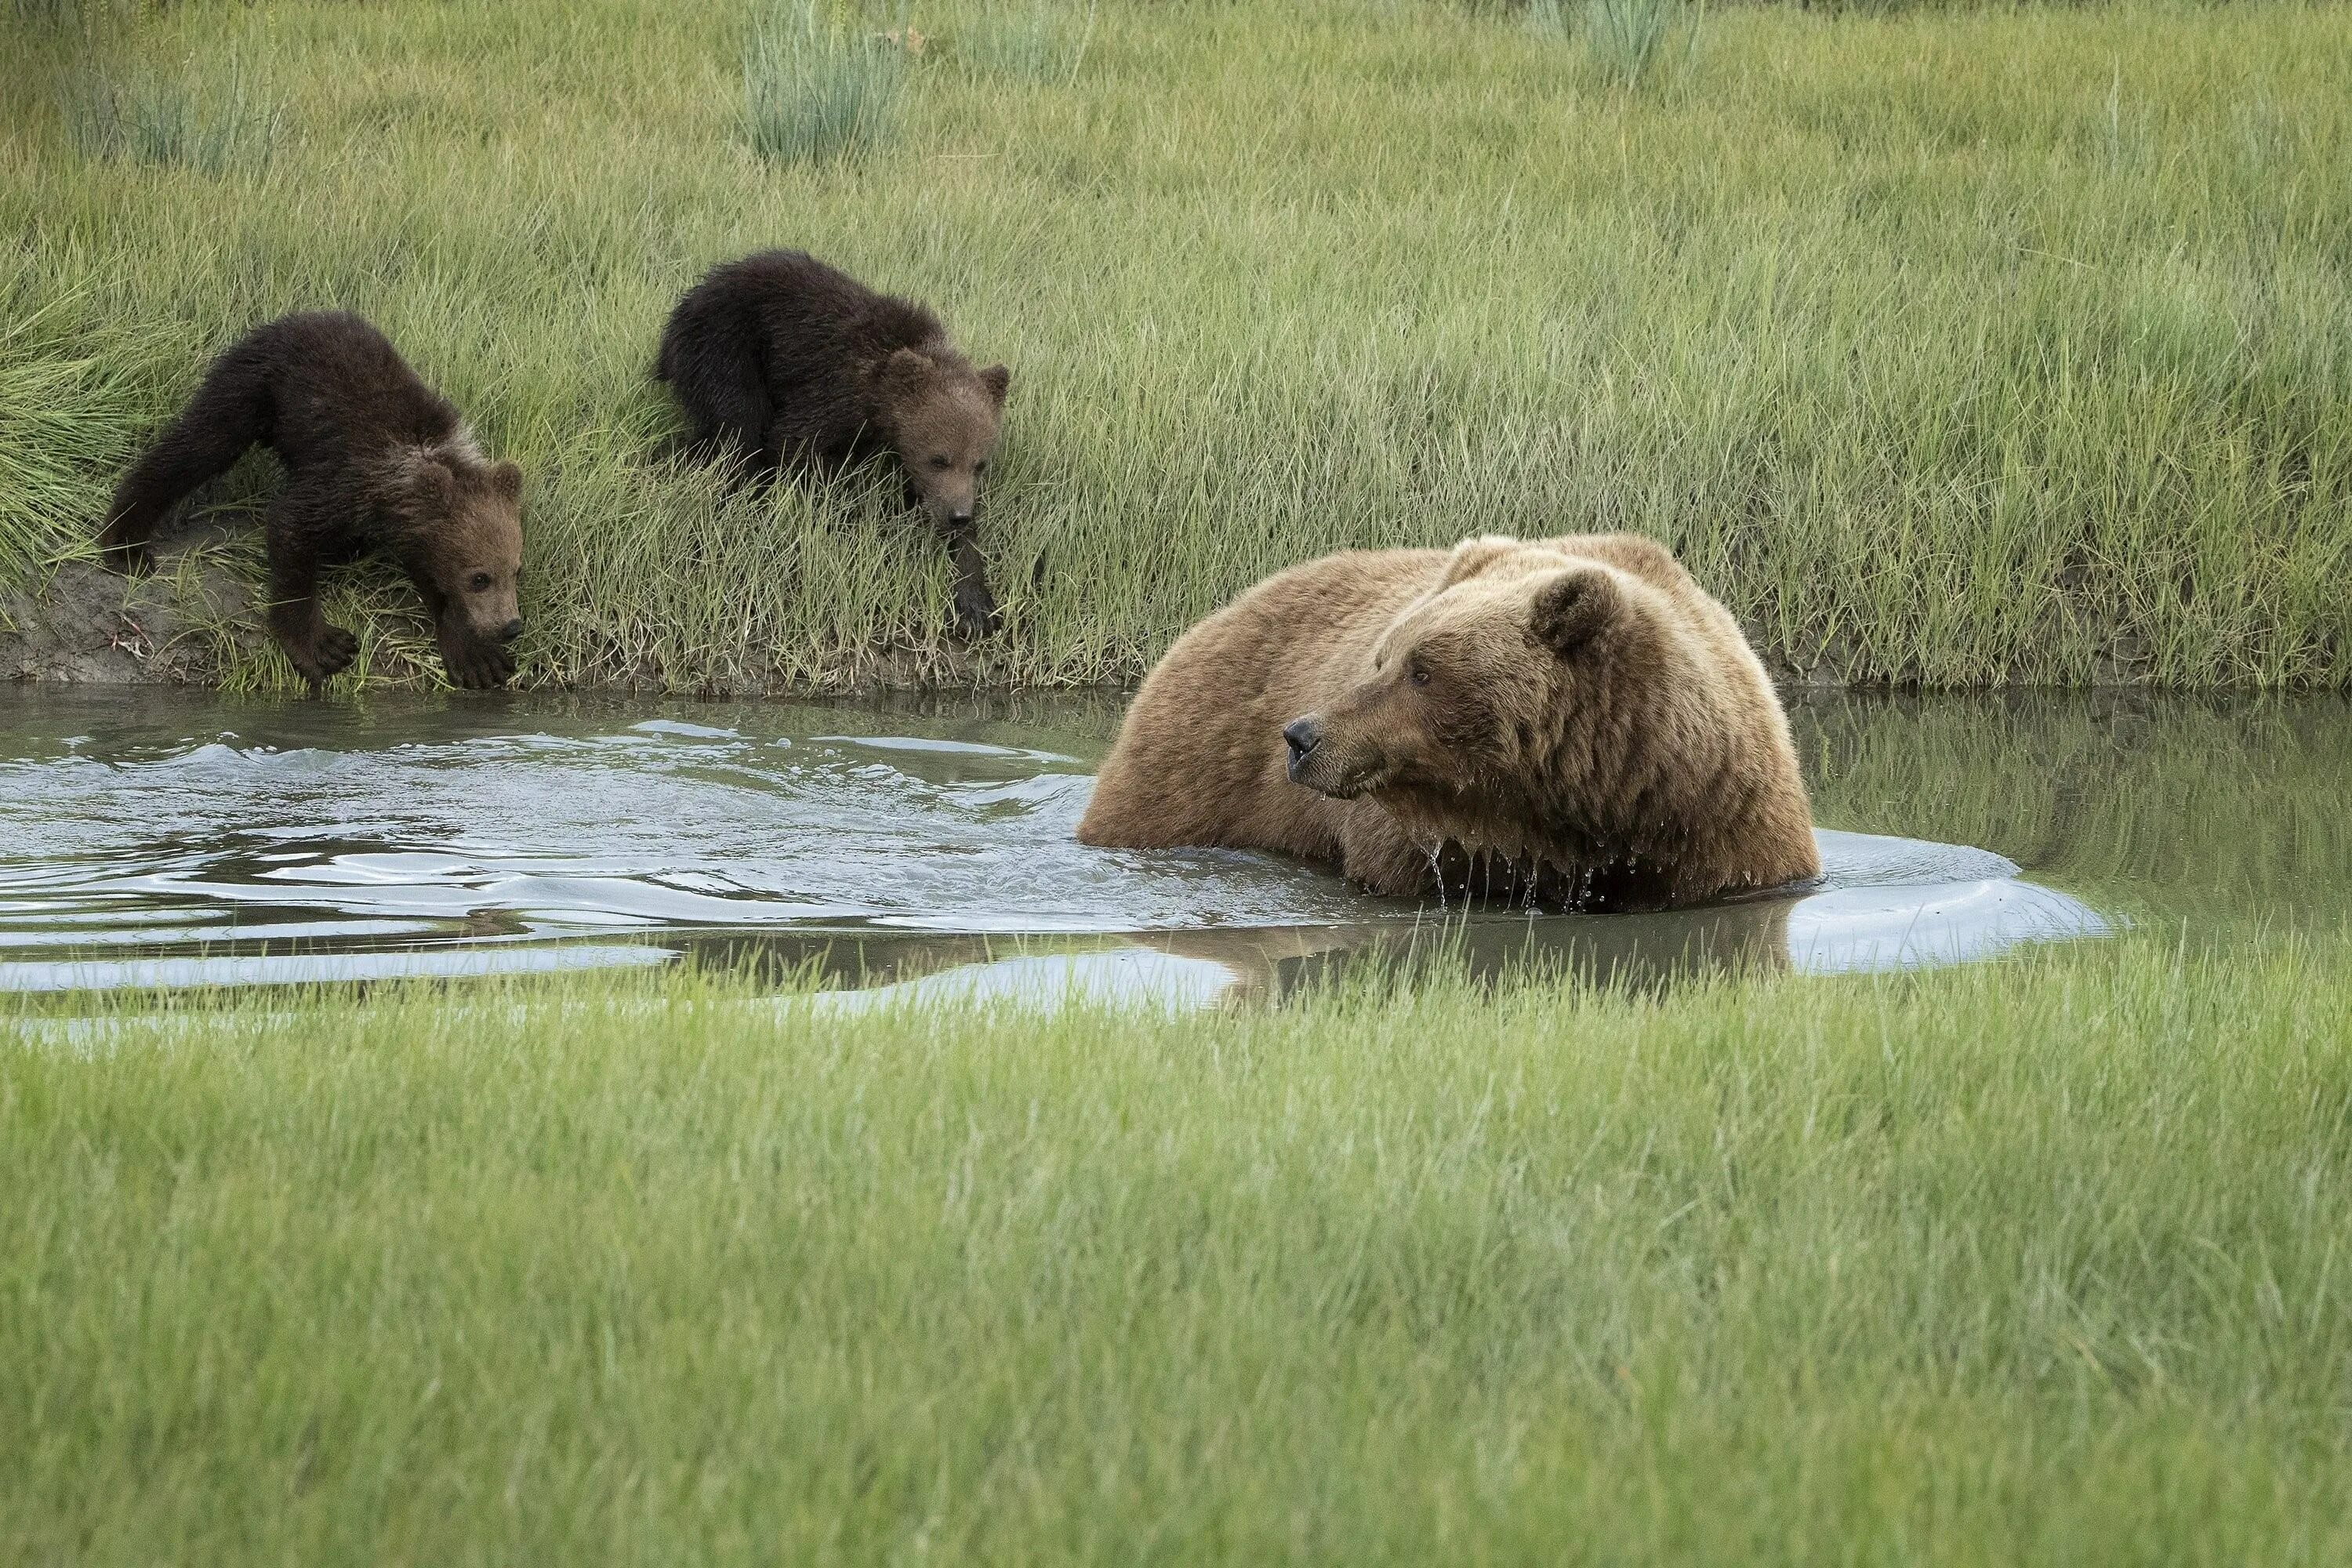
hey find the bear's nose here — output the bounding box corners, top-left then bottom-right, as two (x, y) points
(496, 619), (524, 644)
(1282, 717), (1322, 774)
(949, 509), (975, 528)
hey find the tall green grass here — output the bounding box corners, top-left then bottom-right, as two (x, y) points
(953, 0), (1098, 85)
(58, 49), (283, 173)
(1575, 0), (1697, 88)
(744, 0), (911, 165)
(3, 0), (2348, 691)
(0, 298), (144, 586)
(5, 935), (2350, 1562)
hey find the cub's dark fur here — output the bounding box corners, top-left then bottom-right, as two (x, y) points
(655, 249), (1011, 636)
(100, 311), (526, 690)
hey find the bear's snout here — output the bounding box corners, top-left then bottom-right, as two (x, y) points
(495, 617), (524, 644)
(1283, 717), (1323, 780)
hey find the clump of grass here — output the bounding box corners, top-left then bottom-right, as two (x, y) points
(1578, 0), (1699, 89)
(954, 0), (1098, 85)
(743, 0), (912, 165)
(60, 51), (283, 174)
(0, 299), (145, 584)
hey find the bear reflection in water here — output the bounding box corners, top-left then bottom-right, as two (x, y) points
(693, 844), (2105, 1012)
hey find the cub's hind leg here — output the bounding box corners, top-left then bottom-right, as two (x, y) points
(658, 314), (781, 485)
(101, 347), (273, 570)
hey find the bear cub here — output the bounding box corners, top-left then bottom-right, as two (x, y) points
(655, 249), (1011, 637)
(100, 311), (526, 690)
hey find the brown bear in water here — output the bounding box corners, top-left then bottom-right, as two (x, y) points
(1078, 534), (1821, 910)
(655, 249), (1011, 637)
(99, 311), (525, 690)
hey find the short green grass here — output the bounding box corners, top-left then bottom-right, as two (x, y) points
(5, 934), (2350, 1563)
(5, 0), (2349, 693)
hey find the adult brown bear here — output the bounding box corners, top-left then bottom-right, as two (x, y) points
(1078, 534), (1820, 910)
(655, 249), (1011, 637)
(99, 312), (525, 690)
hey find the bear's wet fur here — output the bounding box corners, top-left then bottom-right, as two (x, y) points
(655, 249), (1011, 637)
(99, 311), (526, 690)
(1078, 534), (1822, 911)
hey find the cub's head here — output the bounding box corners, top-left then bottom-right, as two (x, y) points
(400, 451), (526, 646)
(1282, 536), (1673, 817)
(869, 348), (1010, 532)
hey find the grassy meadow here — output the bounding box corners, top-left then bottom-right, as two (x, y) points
(3, 935), (2349, 1563)
(9, 4), (2352, 1559)
(4, 0), (2350, 691)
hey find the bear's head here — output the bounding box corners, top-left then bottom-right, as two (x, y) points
(399, 451), (527, 648)
(1280, 535), (1712, 850)
(869, 348), (1010, 534)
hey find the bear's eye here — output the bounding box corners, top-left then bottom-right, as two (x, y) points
(1409, 662), (1432, 688)
(929, 456), (951, 471)
(468, 572), (493, 593)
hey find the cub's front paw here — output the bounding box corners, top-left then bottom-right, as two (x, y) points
(286, 624), (359, 688)
(442, 637), (515, 691)
(953, 578), (1003, 640)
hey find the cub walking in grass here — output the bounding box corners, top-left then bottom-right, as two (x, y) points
(100, 312), (527, 690)
(655, 249), (1012, 637)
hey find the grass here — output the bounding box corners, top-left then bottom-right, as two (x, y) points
(58, 47), (284, 174)
(1573, 0), (1697, 89)
(0, 298), (143, 590)
(4, 933), (2350, 1562)
(3, 0), (2349, 694)
(745, 0), (912, 165)
(953, 0), (1098, 85)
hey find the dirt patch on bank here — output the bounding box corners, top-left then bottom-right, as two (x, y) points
(0, 528), (267, 685)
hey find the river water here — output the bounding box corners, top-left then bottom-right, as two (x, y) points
(2, 688), (2343, 1006)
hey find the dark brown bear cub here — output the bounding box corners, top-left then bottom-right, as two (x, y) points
(100, 311), (525, 690)
(655, 249), (1011, 637)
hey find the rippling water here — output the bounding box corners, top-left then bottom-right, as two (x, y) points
(12, 687), (2330, 1005)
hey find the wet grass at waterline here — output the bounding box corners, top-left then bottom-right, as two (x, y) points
(6, 934), (2352, 1563)
(5, 1), (2350, 691)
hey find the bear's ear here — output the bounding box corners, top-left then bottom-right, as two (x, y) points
(1530, 566), (1622, 656)
(872, 347), (935, 399)
(488, 459), (524, 504)
(404, 454), (459, 513)
(1441, 535), (1521, 589)
(978, 363), (1011, 407)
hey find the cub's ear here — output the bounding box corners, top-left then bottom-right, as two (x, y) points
(1440, 535), (1521, 589)
(872, 347), (935, 397)
(403, 454), (458, 511)
(1530, 566), (1622, 656)
(488, 459), (524, 504)
(978, 363), (1011, 406)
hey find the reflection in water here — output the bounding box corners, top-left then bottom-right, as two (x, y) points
(5, 687), (2329, 1007)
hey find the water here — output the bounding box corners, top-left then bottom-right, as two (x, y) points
(2, 688), (2345, 1007)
